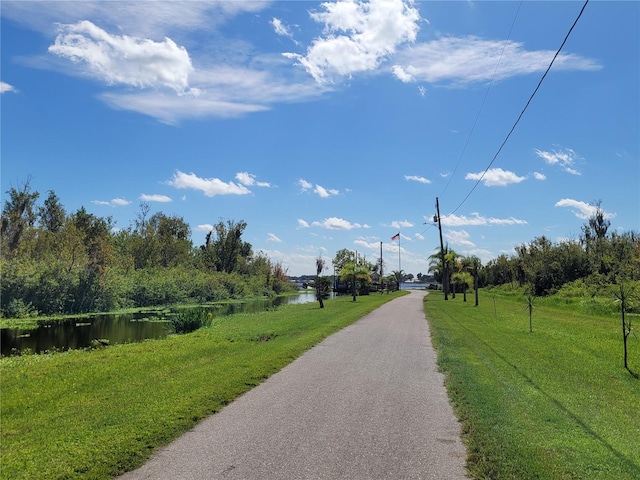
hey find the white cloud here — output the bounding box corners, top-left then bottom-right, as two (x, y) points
(284, 0), (421, 83)
(297, 218), (310, 228)
(235, 172), (271, 187)
(196, 224), (214, 232)
(272, 17), (297, 43)
(101, 90), (270, 125)
(555, 199), (615, 220)
(140, 193), (172, 202)
(0, 82), (17, 93)
(533, 172), (546, 181)
(167, 170), (251, 197)
(405, 175), (431, 184)
(389, 220), (414, 229)
(92, 198), (130, 207)
(8, 3), (330, 125)
(535, 148), (582, 175)
(299, 179), (339, 197)
(259, 248), (331, 278)
(353, 238), (410, 259)
(314, 184), (340, 198)
(104, 62), (330, 124)
(445, 229), (475, 247)
(311, 217), (369, 230)
(49, 21), (194, 93)
(392, 65), (414, 83)
(465, 167), (525, 187)
(298, 178), (313, 190)
(392, 36), (600, 86)
(442, 212), (527, 227)
(2, 1), (269, 39)
(267, 233), (282, 242)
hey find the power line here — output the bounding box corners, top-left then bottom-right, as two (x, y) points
(439, 0), (524, 199)
(446, 0), (590, 218)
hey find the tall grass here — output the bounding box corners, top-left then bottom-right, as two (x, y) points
(425, 290), (640, 479)
(0, 292), (404, 480)
(168, 308), (214, 333)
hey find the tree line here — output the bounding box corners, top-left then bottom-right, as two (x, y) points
(426, 202), (639, 307)
(1, 179), (293, 318)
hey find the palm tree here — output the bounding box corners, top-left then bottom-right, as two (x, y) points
(443, 246), (457, 298)
(315, 256), (326, 308)
(340, 261), (371, 301)
(391, 270), (404, 290)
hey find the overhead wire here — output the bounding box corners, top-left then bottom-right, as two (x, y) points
(438, 0), (524, 199)
(412, 0), (524, 244)
(403, 0), (589, 255)
(445, 0), (590, 219)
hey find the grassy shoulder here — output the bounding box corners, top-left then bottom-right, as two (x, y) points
(0, 292), (405, 480)
(425, 290), (640, 479)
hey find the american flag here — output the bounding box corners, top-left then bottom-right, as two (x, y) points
(391, 233), (400, 241)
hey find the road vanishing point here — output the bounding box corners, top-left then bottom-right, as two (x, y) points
(119, 290), (468, 479)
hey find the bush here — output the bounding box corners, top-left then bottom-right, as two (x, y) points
(2, 298), (38, 318)
(169, 308), (214, 334)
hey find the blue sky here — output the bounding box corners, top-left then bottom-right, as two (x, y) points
(1, 0), (638, 277)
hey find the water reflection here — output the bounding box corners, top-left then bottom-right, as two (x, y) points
(1, 292), (329, 356)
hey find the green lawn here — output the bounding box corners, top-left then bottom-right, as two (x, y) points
(0, 292), (404, 480)
(424, 290), (640, 479)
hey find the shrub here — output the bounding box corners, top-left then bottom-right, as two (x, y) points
(169, 308), (214, 334)
(2, 298), (38, 319)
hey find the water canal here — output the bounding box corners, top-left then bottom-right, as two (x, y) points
(1, 291), (328, 356)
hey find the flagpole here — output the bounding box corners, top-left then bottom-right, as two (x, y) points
(391, 232), (401, 290)
(398, 232), (401, 274)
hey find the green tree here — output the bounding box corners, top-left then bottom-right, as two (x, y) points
(391, 270), (404, 290)
(581, 200), (610, 275)
(332, 248), (355, 276)
(429, 245), (454, 298)
(314, 257), (331, 308)
(69, 207), (114, 312)
(270, 260), (290, 295)
(148, 213), (192, 268)
(614, 281), (637, 375)
(1, 178), (40, 255)
(201, 219), (252, 274)
(469, 256), (482, 306)
(444, 247), (458, 298)
(483, 254), (517, 287)
(340, 261), (371, 301)
(428, 249), (444, 283)
(38, 190), (66, 233)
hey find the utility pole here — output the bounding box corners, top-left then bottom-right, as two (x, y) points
(436, 197), (448, 300)
(379, 241), (383, 289)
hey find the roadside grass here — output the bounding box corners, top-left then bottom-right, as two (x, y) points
(425, 290), (640, 479)
(0, 292), (404, 480)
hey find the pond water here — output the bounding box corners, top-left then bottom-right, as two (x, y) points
(1, 291), (329, 357)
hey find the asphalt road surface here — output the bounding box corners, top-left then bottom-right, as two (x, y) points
(119, 290), (468, 479)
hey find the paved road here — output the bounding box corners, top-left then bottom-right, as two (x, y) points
(119, 290), (468, 479)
